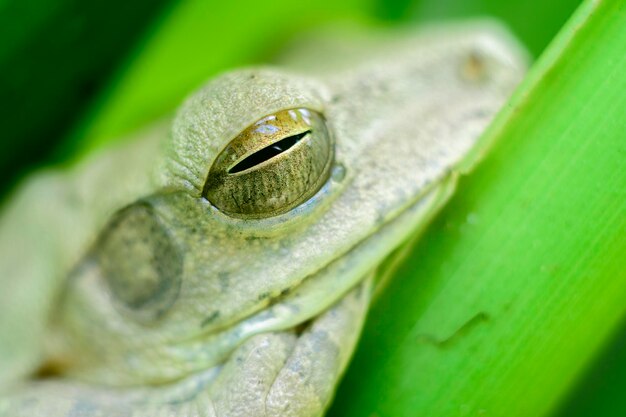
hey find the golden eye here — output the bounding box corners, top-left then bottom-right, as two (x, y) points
(203, 108), (334, 219)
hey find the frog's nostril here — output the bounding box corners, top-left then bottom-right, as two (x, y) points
(460, 50), (488, 83)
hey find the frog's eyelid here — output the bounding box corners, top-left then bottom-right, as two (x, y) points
(228, 130), (311, 174)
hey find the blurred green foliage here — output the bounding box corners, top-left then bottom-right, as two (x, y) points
(0, 0), (581, 195)
(558, 327), (626, 417)
(0, 0), (171, 195)
(3, 0), (625, 415)
(68, 0), (582, 158)
(330, 1), (626, 415)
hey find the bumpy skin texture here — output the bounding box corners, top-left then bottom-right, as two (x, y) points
(0, 22), (527, 416)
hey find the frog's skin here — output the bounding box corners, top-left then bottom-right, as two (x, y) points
(0, 22), (526, 417)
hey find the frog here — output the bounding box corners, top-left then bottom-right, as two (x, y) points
(0, 20), (527, 417)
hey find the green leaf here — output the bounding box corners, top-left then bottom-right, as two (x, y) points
(54, 0), (617, 414)
(328, 0), (626, 416)
(412, 0), (583, 57)
(64, 0), (377, 158)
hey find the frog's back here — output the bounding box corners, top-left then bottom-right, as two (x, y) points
(0, 121), (167, 386)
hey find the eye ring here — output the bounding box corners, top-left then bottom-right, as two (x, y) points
(203, 108), (334, 219)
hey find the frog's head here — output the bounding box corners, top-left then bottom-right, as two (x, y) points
(51, 23), (527, 386)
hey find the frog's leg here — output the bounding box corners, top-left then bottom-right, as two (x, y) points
(0, 277), (371, 417)
(205, 276), (371, 417)
(0, 123), (165, 388)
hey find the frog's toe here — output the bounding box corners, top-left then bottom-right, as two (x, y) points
(198, 278), (370, 417)
(264, 279), (371, 417)
(203, 332), (296, 417)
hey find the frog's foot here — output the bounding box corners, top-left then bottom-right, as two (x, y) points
(0, 278), (371, 417)
(204, 277), (370, 417)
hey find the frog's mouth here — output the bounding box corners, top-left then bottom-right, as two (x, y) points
(170, 175), (457, 370)
(248, 174), (458, 331)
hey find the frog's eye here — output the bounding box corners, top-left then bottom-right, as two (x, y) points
(203, 108), (334, 219)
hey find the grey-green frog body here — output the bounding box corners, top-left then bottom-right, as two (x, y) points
(0, 21), (526, 417)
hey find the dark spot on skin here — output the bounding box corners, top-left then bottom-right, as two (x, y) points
(330, 94), (341, 103)
(218, 271), (230, 291)
(34, 361), (62, 379)
(258, 292), (270, 301)
(294, 319), (313, 335)
(200, 311), (220, 328)
(280, 287), (291, 297)
(416, 312), (490, 348)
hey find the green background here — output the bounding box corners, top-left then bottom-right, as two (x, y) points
(0, 0), (580, 195)
(2, 0), (625, 415)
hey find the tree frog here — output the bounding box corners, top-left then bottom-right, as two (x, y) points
(0, 21), (526, 417)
